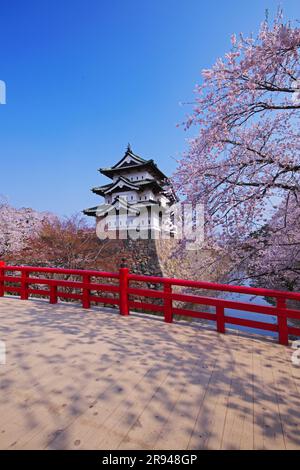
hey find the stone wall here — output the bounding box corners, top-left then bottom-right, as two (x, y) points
(90, 235), (229, 315)
(98, 236), (227, 284)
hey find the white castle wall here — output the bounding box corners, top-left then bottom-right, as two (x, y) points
(112, 170), (153, 182)
(106, 189), (156, 204)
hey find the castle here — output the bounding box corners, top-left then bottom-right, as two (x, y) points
(83, 145), (177, 238)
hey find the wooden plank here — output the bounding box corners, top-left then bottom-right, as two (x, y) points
(187, 333), (240, 450)
(220, 334), (254, 449)
(152, 357), (216, 449)
(117, 335), (214, 450)
(253, 340), (286, 449)
(0, 297), (300, 450)
(270, 346), (300, 450)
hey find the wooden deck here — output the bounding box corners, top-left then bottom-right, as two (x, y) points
(0, 297), (299, 450)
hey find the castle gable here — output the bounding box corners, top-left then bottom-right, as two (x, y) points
(104, 177), (139, 194)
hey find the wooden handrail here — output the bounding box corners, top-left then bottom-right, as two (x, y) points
(0, 261), (299, 346)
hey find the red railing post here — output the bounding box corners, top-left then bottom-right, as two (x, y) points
(20, 269), (29, 300)
(164, 283), (173, 323)
(119, 259), (129, 316)
(0, 261), (5, 297)
(216, 305), (225, 334)
(277, 297), (288, 346)
(82, 273), (91, 309)
(50, 285), (58, 304)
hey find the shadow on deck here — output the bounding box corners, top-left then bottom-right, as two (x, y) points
(0, 297), (299, 450)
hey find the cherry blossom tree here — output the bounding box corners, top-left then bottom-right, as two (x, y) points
(7, 214), (116, 271)
(0, 198), (50, 257)
(232, 197), (300, 291)
(174, 11), (300, 290)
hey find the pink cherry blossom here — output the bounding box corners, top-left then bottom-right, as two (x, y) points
(0, 198), (51, 258)
(174, 11), (300, 290)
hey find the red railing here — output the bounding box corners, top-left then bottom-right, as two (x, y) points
(0, 261), (300, 346)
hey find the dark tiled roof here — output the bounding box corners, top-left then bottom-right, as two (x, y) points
(100, 160), (167, 181)
(82, 206), (98, 216)
(92, 177), (163, 195)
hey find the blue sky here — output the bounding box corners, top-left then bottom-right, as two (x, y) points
(0, 0), (299, 216)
